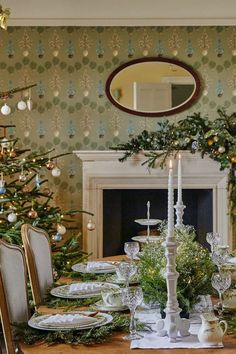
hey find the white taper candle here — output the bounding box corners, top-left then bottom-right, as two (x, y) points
(177, 153), (182, 203)
(167, 160), (174, 239)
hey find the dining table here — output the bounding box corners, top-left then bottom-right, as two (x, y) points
(20, 255), (236, 354)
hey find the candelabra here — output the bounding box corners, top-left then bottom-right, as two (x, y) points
(156, 160), (190, 342)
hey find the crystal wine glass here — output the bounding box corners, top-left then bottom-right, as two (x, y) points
(211, 272), (231, 315)
(211, 246), (229, 272)
(124, 242), (140, 263)
(121, 286), (143, 340)
(206, 232), (220, 253)
(116, 262), (137, 288)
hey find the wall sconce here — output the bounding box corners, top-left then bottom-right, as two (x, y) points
(0, 5), (10, 30)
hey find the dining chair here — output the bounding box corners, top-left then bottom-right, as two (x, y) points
(0, 239), (30, 354)
(21, 224), (54, 307)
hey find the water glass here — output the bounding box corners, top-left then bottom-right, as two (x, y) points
(211, 272), (231, 315)
(121, 287), (143, 340)
(116, 262), (137, 288)
(124, 242), (140, 262)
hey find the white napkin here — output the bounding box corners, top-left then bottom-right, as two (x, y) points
(226, 256), (236, 264)
(69, 282), (103, 295)
(86, 261), (114, 271)
(39, 314), (98, 327)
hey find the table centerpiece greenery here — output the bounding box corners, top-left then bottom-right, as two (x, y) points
(138, 224), (216, 316)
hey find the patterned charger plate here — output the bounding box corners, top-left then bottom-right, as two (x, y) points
(50, 282), (120, 299)
(28, 311), (113, 331)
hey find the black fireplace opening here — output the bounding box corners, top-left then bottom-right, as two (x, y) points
(103, 189), (213, 257)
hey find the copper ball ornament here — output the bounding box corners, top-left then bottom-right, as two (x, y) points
(43, 187), (51, 196)
(46, 160), (56, 170)
(19, 173), (27, 182)
(27, 208), (38, 219)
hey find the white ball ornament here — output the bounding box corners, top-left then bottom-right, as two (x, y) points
(7, 212), (17, 223)
(202, 49), (208, 56)
(51, 166), (61, 177)
(1, 103), (11, 115)
(83, 89), (89, 97)
(17, 100), (27, 111)
(218, 146), (226, 154)
(87, 219), (96, 231)
(57, 224), (66, 235)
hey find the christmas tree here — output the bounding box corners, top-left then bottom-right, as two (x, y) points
(0, 124), (93, 275)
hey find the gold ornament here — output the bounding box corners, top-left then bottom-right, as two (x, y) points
(207, 139), (214, 146)
(87, 219), (96, 231)
(46, 160), (55, 170)
(231, 156), (236, 163)
(27, 208), (38, 219)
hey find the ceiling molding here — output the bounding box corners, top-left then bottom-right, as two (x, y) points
(4, 0), (236, 27)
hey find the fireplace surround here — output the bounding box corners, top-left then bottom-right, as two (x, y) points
(74, 150), (230, 259)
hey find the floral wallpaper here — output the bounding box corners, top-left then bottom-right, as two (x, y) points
(0, 26), (236, 224)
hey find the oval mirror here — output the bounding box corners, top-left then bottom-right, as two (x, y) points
(106, 57), (201, 117)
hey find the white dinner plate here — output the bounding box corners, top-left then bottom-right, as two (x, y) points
(72, 261), (117, 274)
(134, 218), (162, 226)
(50, 282), (120, 299)
(28, 311), (113, 331)
(92, 300), (128, 312)
(132, 235), (161, 243)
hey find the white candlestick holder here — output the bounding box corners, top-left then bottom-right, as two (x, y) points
(174, 201), (186, 229)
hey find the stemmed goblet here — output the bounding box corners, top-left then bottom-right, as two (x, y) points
(211, 272), (231, 316)
(116, 262), (137, 288)
(206, 232), (220, 253)
(124, 242), (140, 263)
(121, 286), (143, 340)
(211, 246), (229, 272)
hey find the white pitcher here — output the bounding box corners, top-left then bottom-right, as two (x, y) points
(198, 314), (227, 347)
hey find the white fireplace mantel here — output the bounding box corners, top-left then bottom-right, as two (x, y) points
(73, 150), (231, 259)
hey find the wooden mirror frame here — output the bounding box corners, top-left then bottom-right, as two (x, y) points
(105, 57), (201, 117)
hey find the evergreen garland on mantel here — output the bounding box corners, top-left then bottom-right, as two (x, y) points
(111, 109), (236, 237)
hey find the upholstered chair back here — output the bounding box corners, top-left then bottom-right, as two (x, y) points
(21, 224), (54, 306)
(0, 240), (30, 354)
